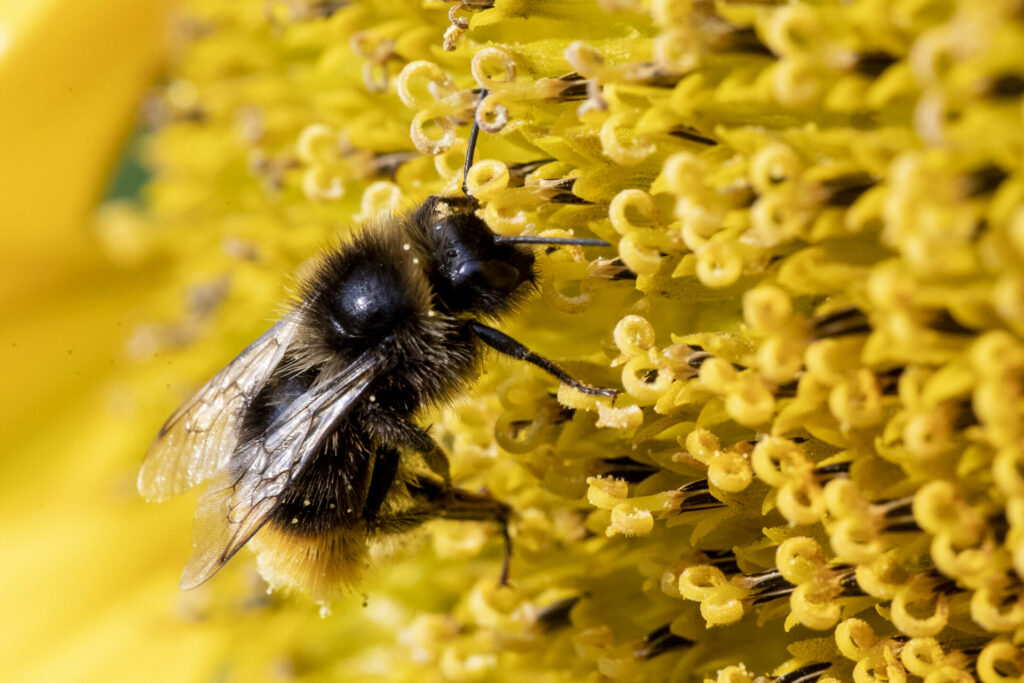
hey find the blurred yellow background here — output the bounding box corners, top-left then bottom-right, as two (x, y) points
(0, 4), (495, 679)
(0, 0), (171, 435)
(0, 2), (216, 680)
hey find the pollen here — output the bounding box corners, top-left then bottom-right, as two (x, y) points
(103, 0), (1024, 680)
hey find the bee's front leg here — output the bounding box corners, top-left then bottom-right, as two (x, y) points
(467, 321), (617, 398)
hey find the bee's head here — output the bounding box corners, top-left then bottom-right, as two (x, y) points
(418, 94), (610, 317)
(413, 196), (535, 317)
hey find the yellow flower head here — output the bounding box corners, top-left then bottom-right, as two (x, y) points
(7, 0), (1024, 680)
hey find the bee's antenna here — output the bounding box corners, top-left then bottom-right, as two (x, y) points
(493, 235), (611, 247)
(462, 88), (488, 201)
(499, 520), (512, 587)
(461, 89), (608, 249)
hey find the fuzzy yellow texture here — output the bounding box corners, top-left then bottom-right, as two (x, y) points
(94, 0), (1024, 681)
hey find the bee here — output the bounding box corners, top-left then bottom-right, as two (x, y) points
(138, 108), (616, 601)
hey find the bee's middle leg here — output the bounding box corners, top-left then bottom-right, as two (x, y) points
(362, 445), (400, 521)
(437, 487), (513, 585)
(407, 477), (513, 585)
(364, 407), (451, 485)
(365, 410), (513, 583)
(370, 478), (513, 584)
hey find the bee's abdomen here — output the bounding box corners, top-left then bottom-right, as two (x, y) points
(250, 431), (413, 601)
(265, 426), (375, 537)
(237, 369), (375, 537)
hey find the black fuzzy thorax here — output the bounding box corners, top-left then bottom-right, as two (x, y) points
(294, 217), (481, 411)
(242, 208), (534, 538)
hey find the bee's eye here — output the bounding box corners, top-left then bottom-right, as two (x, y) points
(456, 259), (521, 293)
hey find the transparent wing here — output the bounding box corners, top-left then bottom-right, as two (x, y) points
(179, 350), (382, 589)
(138, 312), (302, 502)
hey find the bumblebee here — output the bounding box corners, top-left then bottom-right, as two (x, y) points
(139, 114), (615, 600)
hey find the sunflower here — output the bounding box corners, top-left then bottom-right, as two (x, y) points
(5, 0), (1024, 681)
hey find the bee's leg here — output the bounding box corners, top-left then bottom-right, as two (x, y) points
(368, 508), (433, 534)
(368, 492), (512, 584)
(364, 408), (452, 485)
(432, 486), (513, 586)
(394, 426), (451, 487)
(394, 478), (513, 585)
(362, 446), (400, 522)
(467, 321), (617, 398)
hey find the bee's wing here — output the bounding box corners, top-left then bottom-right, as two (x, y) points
(138, 312), (303, 502)
(179, 350), (382, 589)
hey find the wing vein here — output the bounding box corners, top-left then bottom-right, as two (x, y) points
(179, 349), (383, 589)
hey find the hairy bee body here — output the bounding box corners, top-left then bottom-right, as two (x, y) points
(140, 194), (612, 601)
(237, 214), (485, 597)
